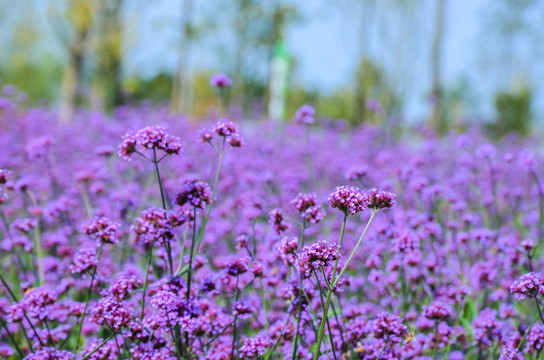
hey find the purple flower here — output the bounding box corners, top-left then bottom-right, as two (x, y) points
(291, 192), (318, 213)
(91, 296), (133, 331)
(269, 208), (289, 235)
(293, 105), (315, 125)
(23, 348), (73, 360)
(365, 188), (396, 210)
(239, 335), (273, 358)
(224, 257), (251, 277)
(118, 126), (182, 160)
(372, 312), (408, 343)
(329, 186), (368, 215)
(132, 208), (175, 245)
(82, 216), (119, 245)
(0, 169), (9, 184)
(510, 272), (544, 300)
(423, 300), (452, 320)
(297, 241), (340, 278)
(500, 347), (522, 360)
(303, 205), (325, 224)
(174, 180), (213, 209)
(210, 73), (232, 88)
(233, 301), (255, 319)
(70, 247), (98, 274)
(213, 119), (239, 137)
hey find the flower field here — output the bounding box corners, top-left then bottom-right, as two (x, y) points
(0, 85), (543, 360)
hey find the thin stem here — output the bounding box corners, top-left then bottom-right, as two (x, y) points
(153, 148), (173, 275)
(535, 296), (544, 325)
(193, 138), (225, 263)
(259, 277), (269, 334)
(313, 214), (347, 360)
(186, 207), (198, 301)
(140, 245), (154, 321)
(74, 245), (102, 357)
(376, 339), (389, 360)
(433, 322), (439, 360)
(80, 335), (114, 360)
(313, 272), (338, 360)
(333, 210), (377, 287)
(0, 316), (24, 359)
(230, 275), (240, 360)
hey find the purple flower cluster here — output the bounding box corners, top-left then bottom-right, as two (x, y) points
(510, 272), (544, 299)
(293, 105), (315, 125)
(329, 186), (368, 215)
(210, 73), (232, 88)
(297, 240), (340, 278)
(174, 180), (213, 209)
(83, 216), (119, 244)
(118, 126), (182, 160)
(238, 335), (273, 358)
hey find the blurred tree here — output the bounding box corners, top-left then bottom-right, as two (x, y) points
(126, 72), (173, 103)
(230, 0), (299, 114)
(489, 86), (531, 138)
(170, 0), (195, 114)
(429, 0), (447, 134)
(48, 0), (99, 122)
(352, 59), (401, 126)
(91, 0), (124, 111)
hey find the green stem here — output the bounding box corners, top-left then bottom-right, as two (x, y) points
(80, 335), (114, 360)
(332, 211), (377, 287)
(230, 275), (240, 360)
(536, 297), (544, 325)
(0, 316), (24, 359)
(313, 214), (347, 360)
(74, 245), (102, 356)
(152, 149), (173, 275)
(193, 138), (225, 263)
(140, 245), (154, 321)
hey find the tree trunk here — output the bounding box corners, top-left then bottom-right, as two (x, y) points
(430, 0), (446, 133)
(170, 0), (193, 114)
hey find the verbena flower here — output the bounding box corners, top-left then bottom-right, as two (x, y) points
(118, 126), (182, 160)
(329, 186), (368, 215)
(269, 208), (289, 235)
(372, 312), (408, 344)
(174, 180), (213, 209)
(91, 296), (133, 331)
(510, 272), (544, 300)
(293, 105), (315, 125)
(210, 73), (232, 88)
(297, 241), (340, 278)
(82, 216), (119, 245)
(365, 188), (396, 210)
(238, 335), (273, 358)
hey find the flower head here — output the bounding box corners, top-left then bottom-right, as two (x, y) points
(82, 217), (119, 245)
(293, 105), (315, 125)
(510, 272), (544, 300)
(297, 241), (340, 278)
(238, 335), (273, 358)
(365, 188), (396, 210)
(174, 181), (213, 209)
(373, 312), (408, 343)
(210, 73), (232, 88)
(329, 186), (368, 215)
(118, 126), (182, 160)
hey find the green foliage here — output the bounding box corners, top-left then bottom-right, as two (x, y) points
(489, 86), (531, 137)
(352, 59), (401, 126)
(0, 55), (63, 103)
(125, 73), (173, 103)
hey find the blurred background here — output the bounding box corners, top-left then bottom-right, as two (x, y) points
(1, 0), (543, 137)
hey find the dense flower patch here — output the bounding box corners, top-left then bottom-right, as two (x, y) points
(1, 84), (544, 359)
